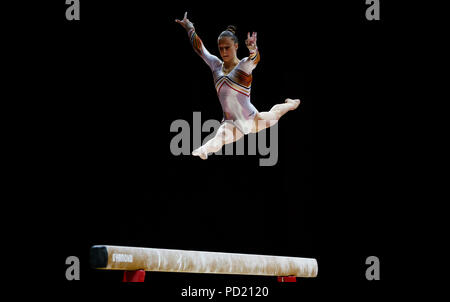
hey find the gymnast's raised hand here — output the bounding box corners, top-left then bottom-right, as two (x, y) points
(245, 32), (257, 51)
(175, 12), (194, 32)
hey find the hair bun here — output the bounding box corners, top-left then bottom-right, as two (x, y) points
(226, 25), (237, 35)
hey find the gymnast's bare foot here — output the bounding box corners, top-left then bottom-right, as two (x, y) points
(192, 146), (209, 160)
(285, 98), (301, 110)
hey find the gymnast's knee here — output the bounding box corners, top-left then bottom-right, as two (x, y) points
(269, 108), (283, 120)
(254, 119), (278, 132)
(209, 139), (224, 151)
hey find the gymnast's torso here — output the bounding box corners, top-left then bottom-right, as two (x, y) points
(188, 29), (260, 134)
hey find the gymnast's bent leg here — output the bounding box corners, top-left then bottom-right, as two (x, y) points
(251, 98), (301, 133)
(192, 122), (244, 159)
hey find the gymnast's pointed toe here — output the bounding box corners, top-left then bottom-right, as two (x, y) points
(285, 98), (301, 110)
(192, 148), (208, 160)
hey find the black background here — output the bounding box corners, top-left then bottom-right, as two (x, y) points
(7, 0), (406, 299)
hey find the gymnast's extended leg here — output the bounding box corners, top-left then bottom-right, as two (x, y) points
(251, 98), (301, 133)
(192, 122), (244, 159)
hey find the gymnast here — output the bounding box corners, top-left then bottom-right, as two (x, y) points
(175, 12), (301, 159)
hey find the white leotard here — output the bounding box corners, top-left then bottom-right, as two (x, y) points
(188, 29), (260, 134)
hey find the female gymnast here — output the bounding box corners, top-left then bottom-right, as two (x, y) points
(175, 12), (301, 159)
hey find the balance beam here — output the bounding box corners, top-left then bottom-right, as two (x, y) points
(90, 245), (318, 280)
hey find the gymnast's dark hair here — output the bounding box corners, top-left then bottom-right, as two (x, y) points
(218, 25), (238, 44)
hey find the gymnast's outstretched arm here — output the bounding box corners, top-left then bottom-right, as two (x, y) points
(175, 12), (221, 71)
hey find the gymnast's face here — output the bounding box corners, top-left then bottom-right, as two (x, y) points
(218, 37), (238, 63)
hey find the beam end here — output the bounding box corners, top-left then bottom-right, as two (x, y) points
(90, 245), (108, 268)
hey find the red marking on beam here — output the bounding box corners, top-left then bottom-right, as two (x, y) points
(123, 270), (145, 282)
(277, 276), (297, 282)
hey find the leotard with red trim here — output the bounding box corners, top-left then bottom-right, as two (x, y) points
(188, 29), (260, 134)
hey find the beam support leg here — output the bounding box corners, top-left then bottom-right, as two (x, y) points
(123, 270), (146, 282)
(277, 276), (297, 282)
